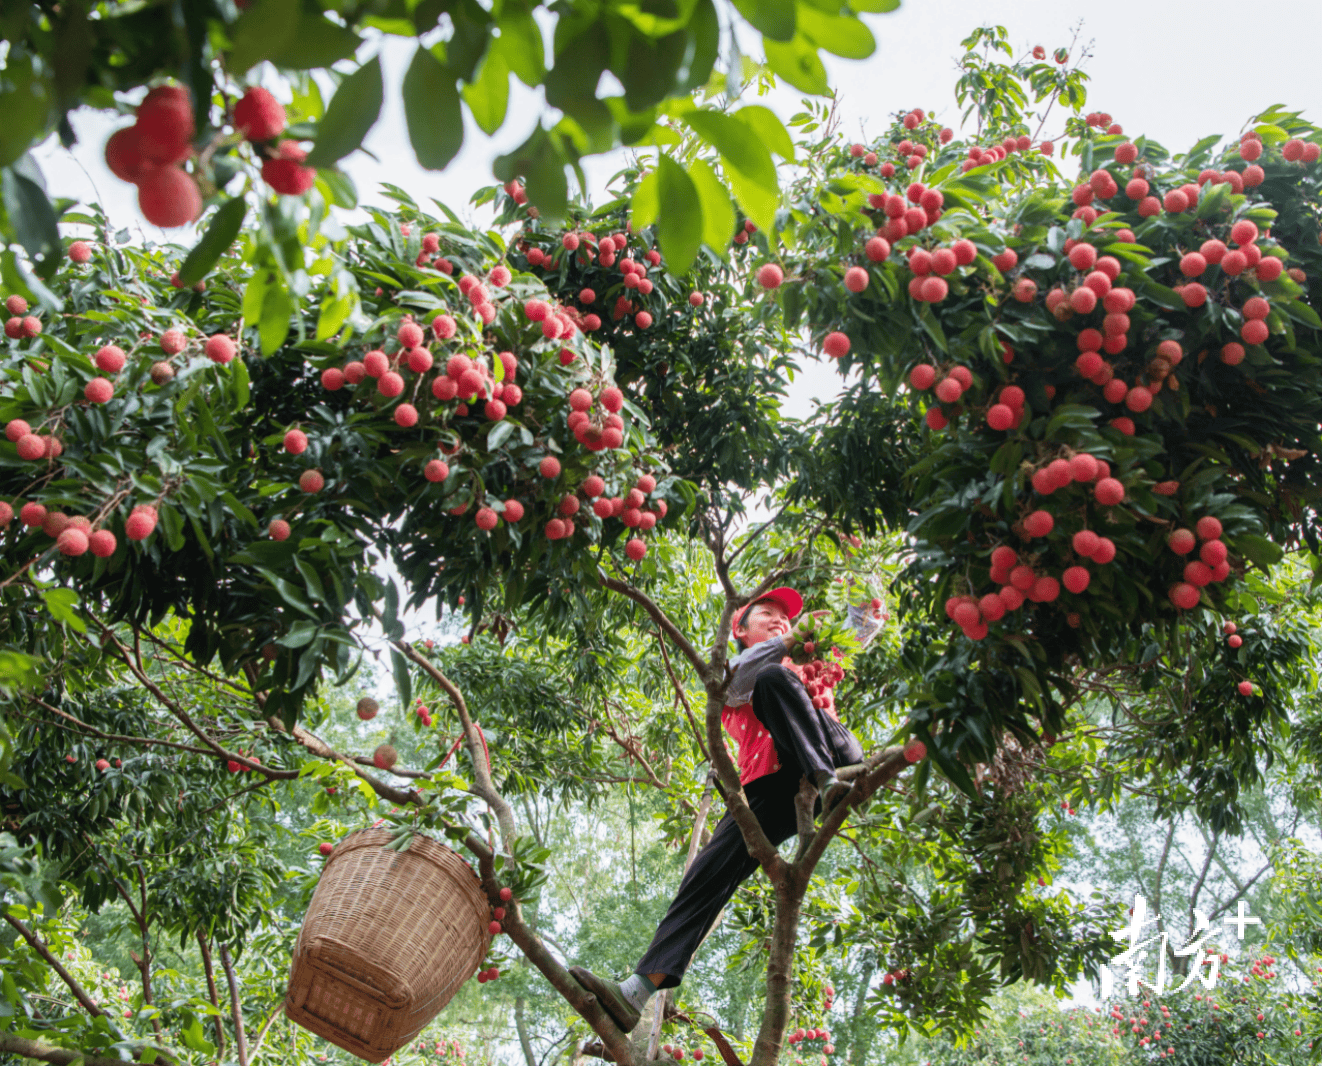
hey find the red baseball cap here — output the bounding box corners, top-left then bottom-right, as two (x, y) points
(735, 587), (803, 631)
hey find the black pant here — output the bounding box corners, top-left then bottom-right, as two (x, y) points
(634, 665), (862, 988)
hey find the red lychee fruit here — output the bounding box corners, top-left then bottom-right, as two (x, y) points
(269, 519), (291, 541)
(299, 469), (325, 493)
(262, 141), (317, 195)
(425, 459), (450, 483)
(823, 332), (850, 358)
(105, 126), (149, 182)
(205, 334), (236, 364)
(903, 739), (926, 763)
(284, 429), (308, 454)
(160, 328), (187, 355)
(1094, 478), (1124, 505)
(625, 538), (647, 560)
(378, 371), (405, 397)
(235, 87), (286, 141)
(757, 264), (784, 289)
(84, 377), (114, 404)
(125, 509), (157, 540)
(1237, 681), (1253, 695)
(373, 744), (398, 770)
(1168, 529), (1195, 555)
(1169, 583), (1200, 610)
(69, 241), (92, 264)
(89, 530), (117, 557)
(138, 166), (202, 228)
(844, 266), (869, 293)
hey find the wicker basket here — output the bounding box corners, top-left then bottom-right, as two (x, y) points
(285, 828), (492, 1062)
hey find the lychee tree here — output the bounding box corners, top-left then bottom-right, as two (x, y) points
(757, 75), (1322, 810)
(0, 0), (900, 300)
(6, 24), (1322, 1066)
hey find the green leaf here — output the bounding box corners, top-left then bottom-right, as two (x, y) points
(763, 34), (829, 95)
(849, 0), (900, 10)
(1233, 533), (1284, 569)
(630, 166), (661, 229)
(736, 105), (795, 161)
(390, 648), (413, 714)
(178, 197), (246, 287)
(462, 48), (509, 136)
(258, 284), (295, 355)
(228, 0), (301, 75)
(654, 155), (701, 276)
(278, 620), (319, 649)
(316, 293), (354, 341)
(2, 166), (61, 280)
(688, 158), (735, 254)
(231, 353), (250, 408)
(270, 14), (363, 69)
(0, 68), (52, 168)
(732, 0), (795, 41)
(496, 10), (546, 87)
(403, 48), (463, 170)
(316, 168), (358, 209)
(681, 109), (779, 231)
(304, 56), (384, 169)
(42, 588), (85, 634)
(794, 7), (875, 59)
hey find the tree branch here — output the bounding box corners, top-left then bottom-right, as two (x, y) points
(0, 1035), (174, 1066)
(196, 930), (226, 1061)
(218, 943), (248, 1066)
(2, 913), (106, 1018)
(598, 575), (712, 684)
(392, 638), (518, 849)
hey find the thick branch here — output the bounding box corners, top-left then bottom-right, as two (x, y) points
(3, 913), (105, 1018)
(218, 943), (248, 1066)
(393, 638), (517, 849)
(99, 626), (296, 780)
(196, 930), (226, 1060)
(463, 835), (635, 1065)
(0, 1035), (171, 1066)
(599, 575), (712, 683)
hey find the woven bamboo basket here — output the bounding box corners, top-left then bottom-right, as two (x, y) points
(285, 827), (492, 1062)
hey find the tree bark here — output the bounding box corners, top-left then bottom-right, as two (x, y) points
(218, 943), (248, 1066)
(196, 929), (226, 1061)
(844, 959), (876, 1066)
(515, 997), (538, 1066)
(0, 1034), (172, 1066)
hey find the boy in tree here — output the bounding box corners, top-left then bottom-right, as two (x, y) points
(570, 587), (882, 1033)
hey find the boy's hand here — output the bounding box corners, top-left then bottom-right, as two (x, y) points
(787, 610), (831, 647)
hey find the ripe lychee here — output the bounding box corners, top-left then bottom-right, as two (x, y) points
(235, 87), (286, 141)
(823, 332), (850, 358)
(757, 264), (783, 289)
(85, 378), (114, 404)
(89, 529), (117, 557)
(299, 469), (325, 493)
(138, 167), (203, 228)
(205, 334), (236, 364)
(262, 141), (317, 195)
(269, 519), (291, 541)
(373, 744), (398, 770)
(357, 697), (379, 720)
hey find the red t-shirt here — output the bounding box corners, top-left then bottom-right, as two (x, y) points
(721, 657), (839, 786)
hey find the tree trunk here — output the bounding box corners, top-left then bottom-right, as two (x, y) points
(218, 943), (248, 1066)
(843, 959), (876, 1066)
(515, 997), (538, 1066)
(196, 930), (226, 1061)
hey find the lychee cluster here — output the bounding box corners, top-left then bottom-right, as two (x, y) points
(104, 85), (201, 228)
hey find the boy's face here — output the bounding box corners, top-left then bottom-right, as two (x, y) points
(735, 600), (791, 650)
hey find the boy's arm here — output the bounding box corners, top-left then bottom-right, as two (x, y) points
(724, 633), (792, 706)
